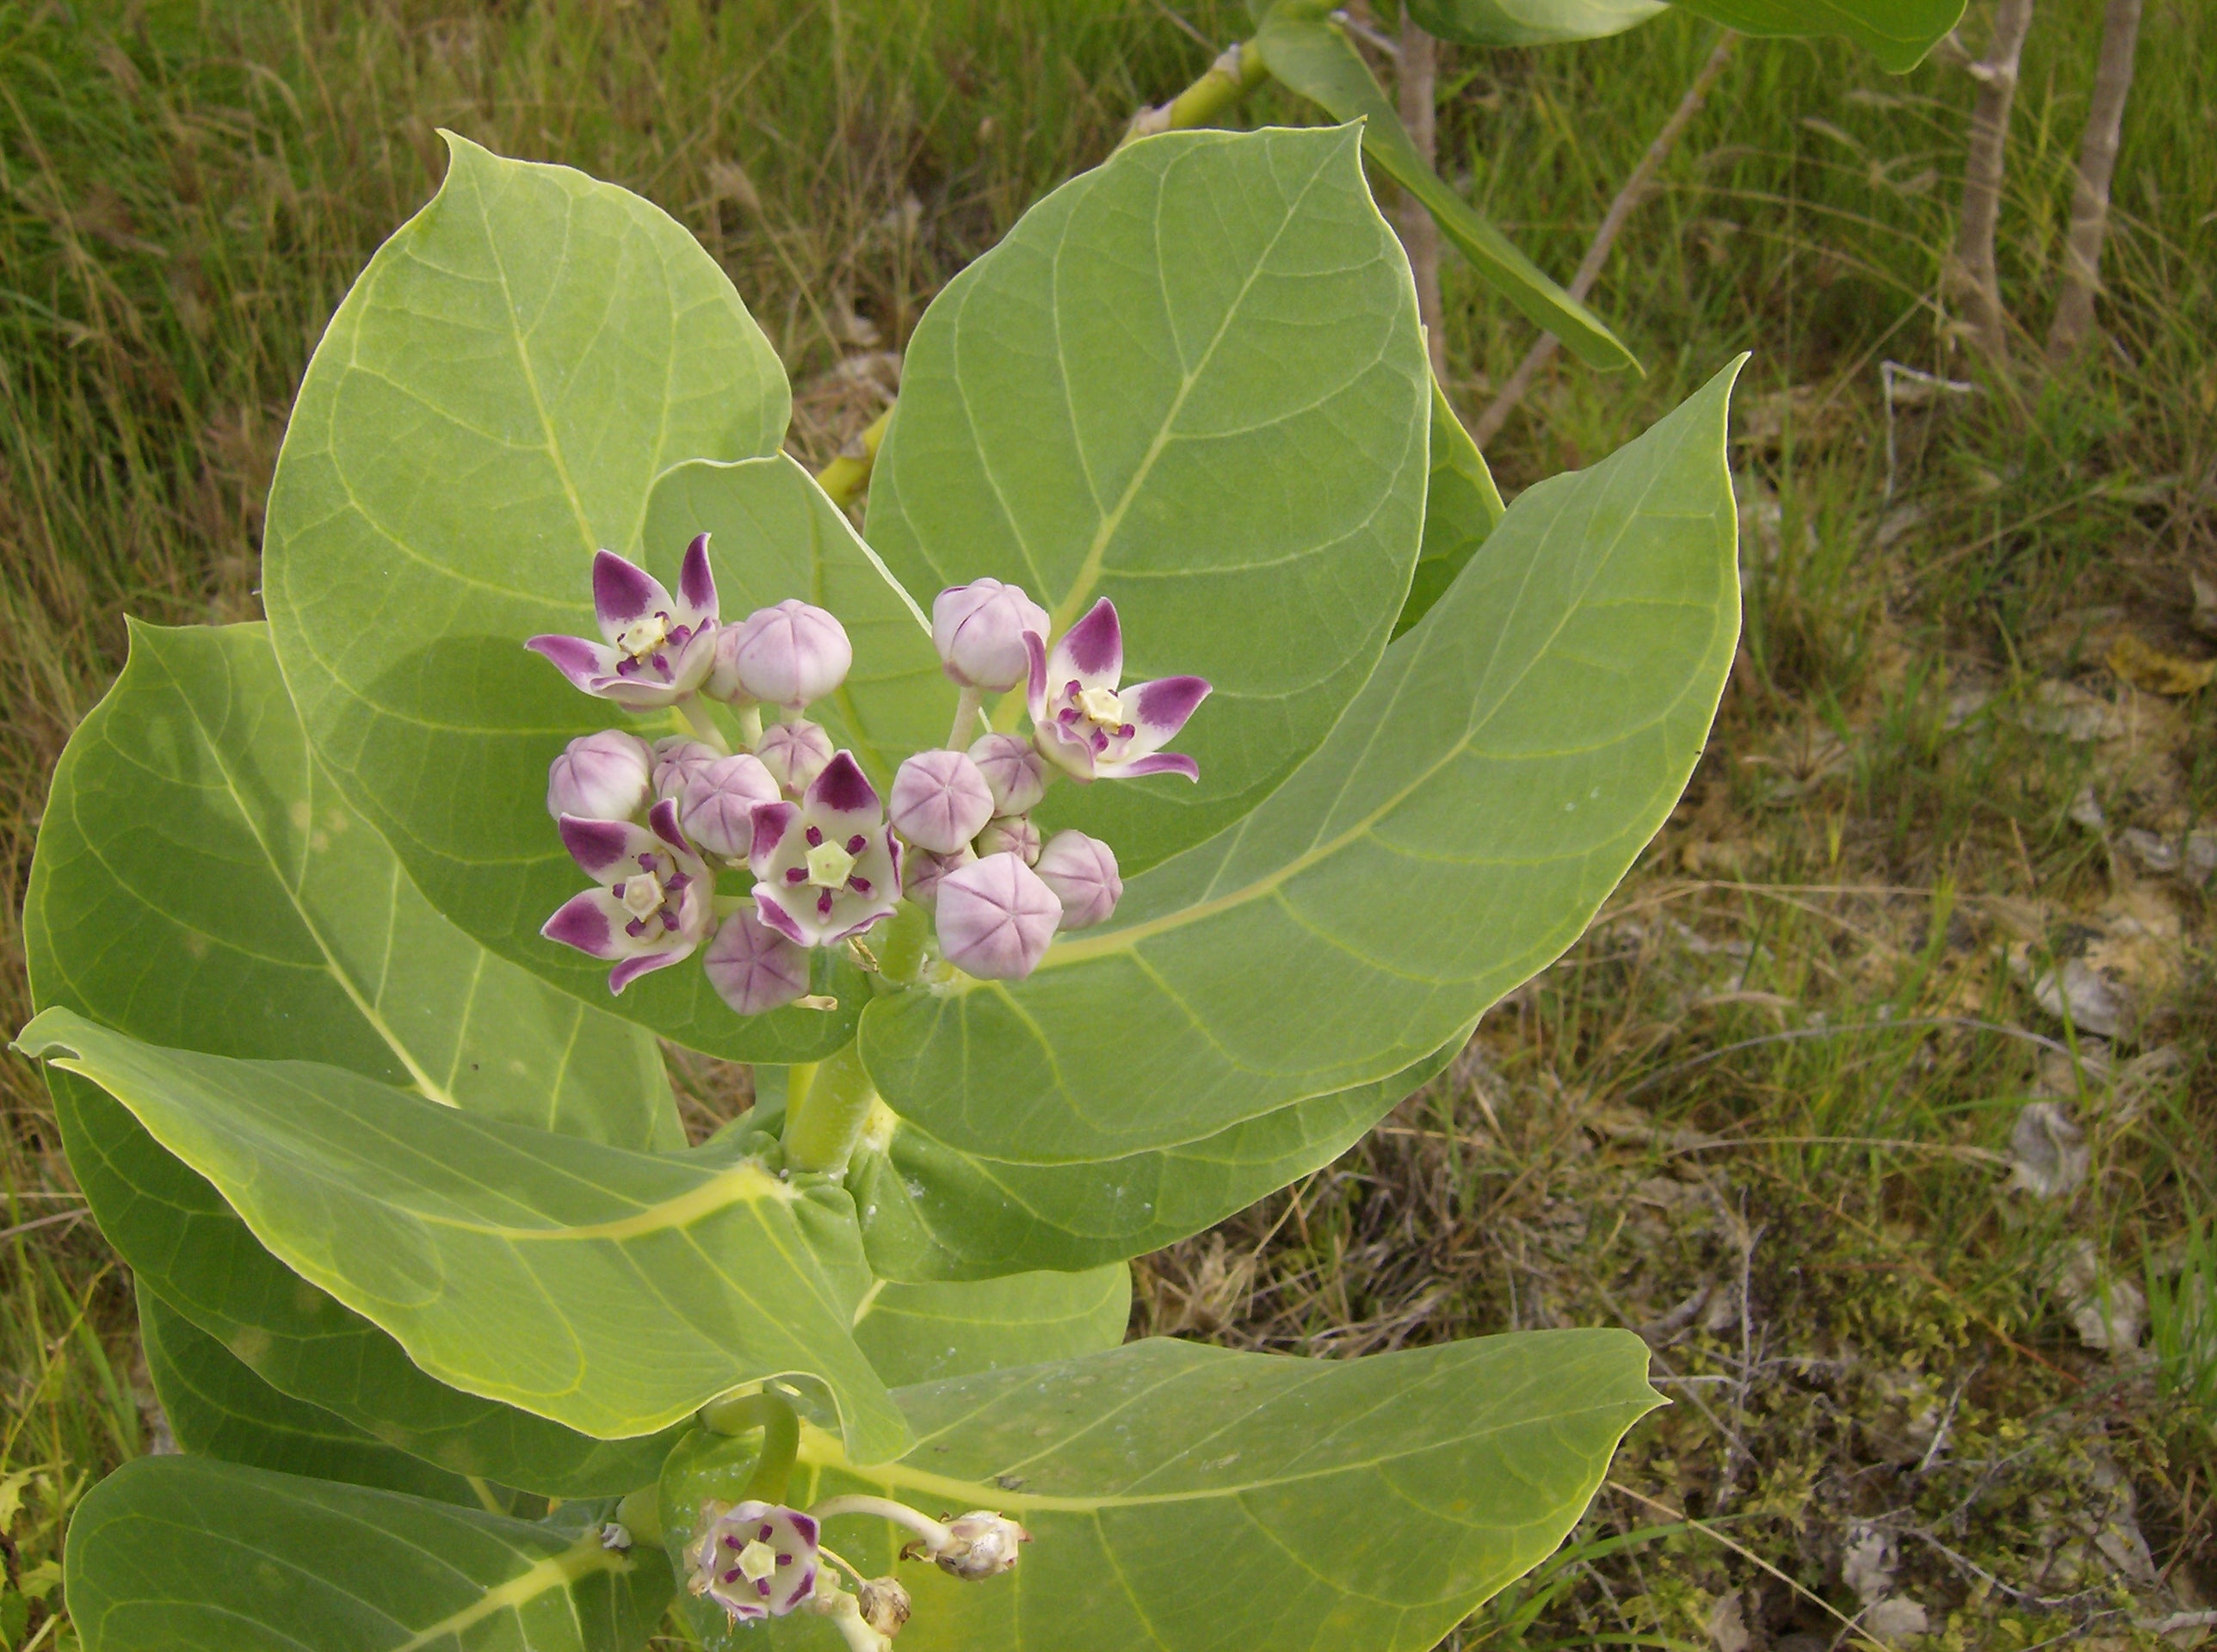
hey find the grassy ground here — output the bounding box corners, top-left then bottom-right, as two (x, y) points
(3, 1), (2213, 1647)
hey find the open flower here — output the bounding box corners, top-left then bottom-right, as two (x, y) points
(1034, 829), (1121, 928)
(935, 854), (1060, 980)
(703, 909), (812, 1015)
(716, 600), (851, 711)
(547, 730), (652, 822)
(687, 1501), (820, 1623)
(679, 753), (781, 860)
(527, 538), (719, 710)
(541, 800), (714, 992)
(1026, 598), (1210, 782)
(888, 749), (995, 854)
(756, 718), (836, 795)
(933, 577), (1049, 692)
(749, 753), (901, 946)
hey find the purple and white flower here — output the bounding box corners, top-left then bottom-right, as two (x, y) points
(934, 854), (1060, 980)
(888, 749), (995, 855)
(547, 730), (652, 822)
(1025, 598), (1209, 782)
(974, 814), (1041, 866)
(679, 753), (781, 860)
(652, 736), (723, 804)
(756, 718), (837, 795)
(968, 732), (1047, 816)
(687, 1501), (821, 1622)
(900, 844), (974, 910)
(541, 800), (714, 992)
(749, 753), (902, 946)
(703, 909), (812, 1015)
(932, 577), (1050, 693)
(527, 538), (719, 710)
(715, 600), (852, 711)
(1034, 829), (1121, 928)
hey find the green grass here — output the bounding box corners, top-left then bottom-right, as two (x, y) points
(3, 1), (2213, 1647)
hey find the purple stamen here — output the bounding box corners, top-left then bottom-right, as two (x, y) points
(849, 877), (872, 894)
(845, 834), (866, 854)
(1118, 723), (1135, 738)
(1063, 680), (1080, 700)
(785, 866), (807, 884)
(723, 1568), (742, 1584)
(725, 1536), (742, 1551)
(756, 1580), (771, 1598)
(651, 653), (669, 674)
(625, 917), (647, 938)
(805, 826), (823, 848)
(1059, 707), (1080, 725)
(637, 854), (657, 872)
(816, 890), (834, 916)
(616, 657), (639, 676)
(666, 872), (690, 893)
(1092, 730), (1108, 752)
(758, 1525), (774, 1542)
(660, 910), (679, 931)
(776, 1553), (792, 1566)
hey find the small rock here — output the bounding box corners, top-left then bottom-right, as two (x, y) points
(1708, 1589), (1751, 1652)
(2068, 785), (2107, 830)
(2029, 956), (2130, 1039)
(2186, 829), (2217, 886)
(1842, 1524), (1897, 1602)
(2009, 1101), (2090, 1199)
(2121, 828), (2181, 873)
(1865, 1597), (1930, 1646)
(2004, 681), (2126, 742)
(2058, 1240), (2147, 1354)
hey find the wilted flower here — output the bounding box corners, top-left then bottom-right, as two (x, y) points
(1026, 598), (1209, 782)
(756, 718), (837, 794)
(934, 854), (1060, 980)
(679, 753), (781, 860)
(687, 1500), (820, 1622)
(750, 753), (902, 946)
(856, 1575), (911, 1637)
(541, 801), (714, 992)
(702, 909), (812, 1015)
(931, 1511), (1030, 1580)
(715, 599), (852, 711)
(888, 749), (995, 855)
(932, 577), (1049, 693)
(527, 539), (719, 710)
(652, 736), (723, 804)
(968, 732), (1047, 816)
(1033, 829), (1121, 928)
(547, 730), (652, 822)
(974, 814), (1041, 866)
(900, 845), (974, 910)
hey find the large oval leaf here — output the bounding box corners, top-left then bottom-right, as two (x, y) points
(1411, 0), (1967, 71)
(1398, 377), (1506, 638)
(852, 1267), (1132, 1387)
(667, 1332), (1661, 1652)
(20, 1009), (911, 1464)
(861, 361), (1742, 1166)
(865, 124), (1430, 874)
(260, 133), (837, 1060)
(1410, 0), (1669, 45)
(65, 1456), (670, 1652)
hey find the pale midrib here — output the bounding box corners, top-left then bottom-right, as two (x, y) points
(389, 1534), (630, 1652)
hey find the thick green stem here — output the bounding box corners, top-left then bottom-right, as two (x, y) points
(946, 684), (984, 749)
(874, 901), (929, 986)
(737, 704), (764, 749)
(700, 1390), (801, 1505)
(1121, 40), (1269, 146)
(677, 695), (731, 755)
(780, 1039), (878, 1175)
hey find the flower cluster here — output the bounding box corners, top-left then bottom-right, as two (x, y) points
(528, 537), (1207, 1005)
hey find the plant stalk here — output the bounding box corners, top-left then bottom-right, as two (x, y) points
(1948, 0), (2035, 362)
(779, 1038), (879, 1175)
(946, 684), (984, 749)
(2044, 0), (2142, 364)
(678, 695), (731, 754)
(806, 1494), (956, 1553)
(1394, 10), (1448, 385)
(700, 1389), (802, 1504)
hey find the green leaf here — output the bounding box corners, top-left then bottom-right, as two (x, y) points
(850, 1030), (1467, 1280)
(1672, 0), (1966, 71)
(865, 125), (1430, 874)
(1399, 378), (1506, 639)
(139, 1279), (504, 1509)
(20, 1009), (912, 1464)
(686, 1332), (1659, 1652)
(851, 1267), (1132, 1387)
(261, 133), (831, 1061)
(1253, 7), (1637, 374)
(639, 456), (946, 788)
(64, 1455), (670, 1652)
(861, 361), (1742, 1170)
(1409, 0), (1668, 45)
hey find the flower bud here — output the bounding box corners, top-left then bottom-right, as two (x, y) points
(974, 814), (1041, 866)
(935, 854), (1061, 981)
(901, 845), (974, 911)
(756, 718), (836, 795)
(719, 600), (851, 710)
(1033, 830), (1121, 929)
(967, 732), (1047, 816)
(679, 753), (781, 860)
(889, 749), (996, 854)
(547, 730), (652, 821)
(652, 737), (722, 804)
(934, 1510), (1029, 1580)
(703, 909), (812, 1015)
(932, 578), (1049, 692)
(856, 1576), (911, 1637)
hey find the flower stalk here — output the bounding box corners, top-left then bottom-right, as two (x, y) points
(699, 1389), (802, 1505)
(781, 1039), (880, 1175)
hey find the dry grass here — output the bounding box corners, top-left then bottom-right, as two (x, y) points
(2, 1), (2212, 1647)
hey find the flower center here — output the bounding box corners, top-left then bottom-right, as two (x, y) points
(806, 839), (857, 888)
(736, 1538), (778, 1583)
(1077, 684), (1123, 726)
(614, 851), (691, 939)
(619, 869), (665, 921)
(615, 611), (673, 662)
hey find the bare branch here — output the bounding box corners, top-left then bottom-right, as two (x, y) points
(1394, 9), (1448, 385)
(2045, 0), (2143, 364)
(1946, 0), (2035, 362)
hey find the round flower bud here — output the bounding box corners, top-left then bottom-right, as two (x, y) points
(974, 814), (1041, 866)
(652, 737), (722, 804)
(719, 600), (851, 710)
(901, 845), (974, 911)
(934, 1510), (1030, 1580)
(967, 732), (1047, 816)
(889, 749), (996, 854)
(934, 854), (1061, 981)
(755, 718), (836, 795)
(1034, 830), (1121, 929)
(932, 578), (1049, 692)
(678, 753), (781, 860)
(547, 730), (652, 821)
(703, 909), (812, 1016)
(857, 1576), (911, 1637)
